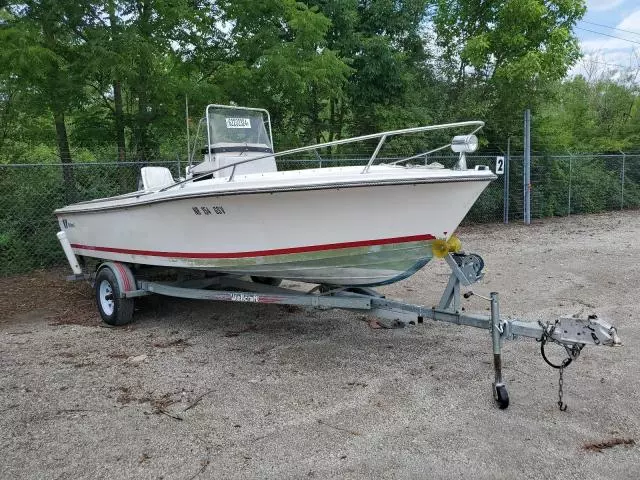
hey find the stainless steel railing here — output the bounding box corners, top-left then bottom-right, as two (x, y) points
(162, 120), (484, 191)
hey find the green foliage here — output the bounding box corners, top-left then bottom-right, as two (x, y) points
(215, 0), (353, 147)
(1, 0), (595, 162)
(434, 0), (586, 139)
(0, 166), (67, 274)
(534, 76), (640, 152)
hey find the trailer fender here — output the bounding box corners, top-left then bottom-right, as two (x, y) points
(97, 262), (136, 298)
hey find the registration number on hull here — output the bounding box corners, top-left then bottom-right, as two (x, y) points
(192, 206), (226, 215)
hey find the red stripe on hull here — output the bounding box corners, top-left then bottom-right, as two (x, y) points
(70, 234), (435, 260)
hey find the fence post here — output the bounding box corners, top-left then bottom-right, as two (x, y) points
(620, 150), (626, 210)
(567, 152), (573, 216)
(523, 110), (531, 225)
(185, 94), (190, 163)
(503, 137), (510, 224)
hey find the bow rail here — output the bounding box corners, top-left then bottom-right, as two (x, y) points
(162, 118), (484, 192)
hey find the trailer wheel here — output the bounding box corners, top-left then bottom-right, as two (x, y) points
(95, 267), (134, 326)
(251, 276), (282, 287)
(494, 384), (509, 410)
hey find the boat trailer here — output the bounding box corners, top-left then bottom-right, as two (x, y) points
(61, 240), (621, 410)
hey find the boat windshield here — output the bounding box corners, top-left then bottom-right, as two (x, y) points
(207, 107), (272, 149)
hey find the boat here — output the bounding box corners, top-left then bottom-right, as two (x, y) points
(54, 104), (496, 287)
(52, 108), (625, 411)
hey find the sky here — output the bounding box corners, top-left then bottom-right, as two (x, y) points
(573, 0), (640, 76)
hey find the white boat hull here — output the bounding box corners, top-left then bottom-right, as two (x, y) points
(56, 175), (491, 286)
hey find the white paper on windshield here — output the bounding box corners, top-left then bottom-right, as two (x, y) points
(225, 118), (251, 129)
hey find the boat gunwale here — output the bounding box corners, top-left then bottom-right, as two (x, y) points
(54, 173), (496, 215)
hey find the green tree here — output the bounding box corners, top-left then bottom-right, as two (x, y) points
(1, 1), (89, 195)
(216, 0), (352, 147)
(306, 0), (436, 139)
(433, 0), (586, 142)
(535, 73), (640, 152)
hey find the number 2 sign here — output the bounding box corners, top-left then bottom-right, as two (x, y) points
(496, 156), (505, 174)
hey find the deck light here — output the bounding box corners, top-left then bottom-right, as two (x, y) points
(451, 135), (478, 153)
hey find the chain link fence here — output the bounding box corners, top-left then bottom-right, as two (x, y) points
(507, 154), (640, 220)
(1, 154), (638, 276)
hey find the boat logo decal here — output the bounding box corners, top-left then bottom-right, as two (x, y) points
(230, 293), (260, 303)
(225, 117), (251, 129)
(62, 219), (75, 228)
(192, 206), (226, 215)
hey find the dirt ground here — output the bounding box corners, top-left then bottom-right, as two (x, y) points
(1, 211), (639, 480)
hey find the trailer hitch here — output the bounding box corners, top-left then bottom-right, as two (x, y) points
(541, 315), (621, 348)
(535, 315), (621, 410)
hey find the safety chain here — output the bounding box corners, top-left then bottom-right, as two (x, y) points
(558, 365), (566, 411)
(537, 321), (583, 411)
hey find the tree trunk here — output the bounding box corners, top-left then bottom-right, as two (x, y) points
(53, 107), (75, 202)
(0, 91), (14, 151)
(108, 0), (126, 162)
(113, 80), (126, 162)
(329, 98), (335, 143)
(329, 97), (344, 156)
(310, 87), (321, 145)
(42, 24), (75, 201)
(134, 85), (150, 163)
(134, 0), (152, 164)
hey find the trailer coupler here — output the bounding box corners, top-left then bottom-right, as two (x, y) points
(532, 315), (622, 411)
(537, 315), (621, 350)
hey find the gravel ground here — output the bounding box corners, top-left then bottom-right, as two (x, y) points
(1, 211), (639, 479)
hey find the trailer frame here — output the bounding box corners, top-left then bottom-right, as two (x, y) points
(65, 246), (621, 410)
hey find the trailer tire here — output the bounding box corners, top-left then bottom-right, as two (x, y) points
(95, 267), (135, 326)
